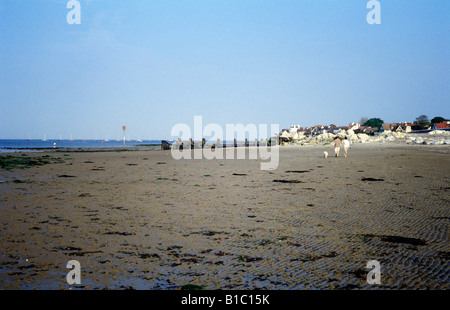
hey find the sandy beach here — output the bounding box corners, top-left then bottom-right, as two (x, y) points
(0, 143), (449, 290)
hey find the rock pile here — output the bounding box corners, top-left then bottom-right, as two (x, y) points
(284, 129), (450, 146)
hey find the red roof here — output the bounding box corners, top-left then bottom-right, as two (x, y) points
(435, 121), (450, 129)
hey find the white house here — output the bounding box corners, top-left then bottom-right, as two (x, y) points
(349, 122), (360, 130)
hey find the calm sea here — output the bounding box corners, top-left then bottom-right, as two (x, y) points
(0, 139), (165, 153)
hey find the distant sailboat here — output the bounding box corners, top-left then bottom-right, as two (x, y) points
(42, 134), (47, 141)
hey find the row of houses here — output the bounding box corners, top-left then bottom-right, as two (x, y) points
(382, 121), (450, 132)
(284, 122), (378, 136)
(381, 122), (413, 133)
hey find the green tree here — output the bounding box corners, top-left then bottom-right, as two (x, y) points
(363, 118), (384, 129)
(359, 116), (369, 125)
(431, 116), (447, 124)
(416, 115), (429, 123)
(415, 115), (430, 129)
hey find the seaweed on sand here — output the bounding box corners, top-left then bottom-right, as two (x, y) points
(237, 255), (263, 263)
(273, 180), (304, 184)
(0, 155), (65, 170)
(361, 234), (427, 246)
(361, 177), (384, 182)
(180, 284), (204, 290)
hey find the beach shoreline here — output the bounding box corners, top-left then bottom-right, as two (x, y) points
(0, 143), (449, 290)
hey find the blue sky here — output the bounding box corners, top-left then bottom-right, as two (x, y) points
(0, 0), (449, 139)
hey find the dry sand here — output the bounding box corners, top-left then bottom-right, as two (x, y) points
(0, 143), (449, 290)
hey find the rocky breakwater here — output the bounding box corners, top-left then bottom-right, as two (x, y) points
(405, 130), (450, 145)
(284, 129), (450, 146)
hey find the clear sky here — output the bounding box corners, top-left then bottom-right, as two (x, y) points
(0, 0), (449, 139)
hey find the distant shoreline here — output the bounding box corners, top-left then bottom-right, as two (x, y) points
(1, 141), (449, 155)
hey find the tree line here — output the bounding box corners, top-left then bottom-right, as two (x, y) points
(359, 115), (448, 131)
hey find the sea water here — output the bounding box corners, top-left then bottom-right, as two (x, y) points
(0, 139), (164, 153)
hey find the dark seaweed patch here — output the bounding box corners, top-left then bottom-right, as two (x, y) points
(104, 231), (136, 236)
(11, 179), (32, 184)
(273, 180), (304, 184)
(432, 216), (450, 220)
(361, 177), (384, 182)
(362, 234), (426, 246)
(69, 250), (103, 257)
(437, 251), (450, 259)
(180, 257), (202, 264)
(237, 255), (263, 263)
(380, 235), (427, 246)
(181, 284), (204, 290)
(139, 253), (161, 259)
(350, 268), (367, 279)
(156, 177), (178, 181)
(194, 230), (228, 236)
(17, 264), (36, 270)
(53, 246), (83, 252)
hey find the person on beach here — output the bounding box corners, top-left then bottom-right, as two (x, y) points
(333, 136), (342, 157)
(342, 136), (350, 158)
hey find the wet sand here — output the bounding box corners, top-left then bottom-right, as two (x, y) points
(0, 143), (449, 290)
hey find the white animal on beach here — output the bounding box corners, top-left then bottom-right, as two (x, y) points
(323, 151), (328, 158)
